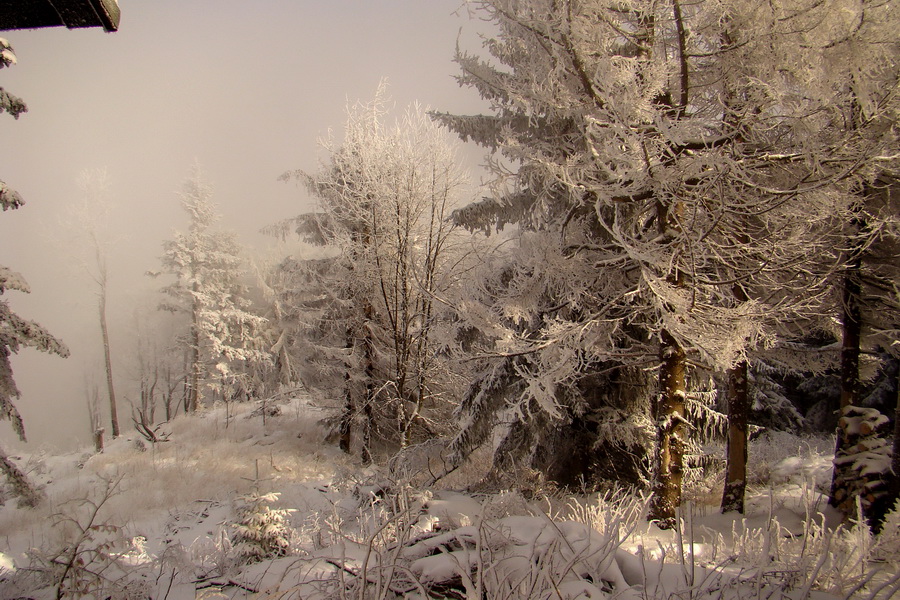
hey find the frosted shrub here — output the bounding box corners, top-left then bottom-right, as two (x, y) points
(748, 430), (833, 490)
(230, 491), (295, 564)
(871, 500), (900, 564)
(655, 500), (900, 600)
(19, 476), (151, 599)
(566, 488), (649, 544)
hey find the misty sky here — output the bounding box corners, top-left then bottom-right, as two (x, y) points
(0, 1), (490, 449)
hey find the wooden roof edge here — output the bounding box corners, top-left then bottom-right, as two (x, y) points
(88, 0), (120, 32)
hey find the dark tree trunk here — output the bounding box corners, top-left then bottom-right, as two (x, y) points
(188, 334), (200, 413)
(721, 360), (750, 513)
(649, 329), (687, 528)
(361, 298), (375, 466)
(840, 265), (862, 411)
(829, 248), (863, 515)
(93, 427), (104, 453)
(886, 373), (900, 514)
(339, 327), (353, 454)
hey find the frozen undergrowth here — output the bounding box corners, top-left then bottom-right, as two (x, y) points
(0, 396), (895, 599)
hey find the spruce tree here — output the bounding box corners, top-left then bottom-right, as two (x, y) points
(434, 0), (895, 526)
(156, 166), (269, 411)
(1, 38), (68, 506)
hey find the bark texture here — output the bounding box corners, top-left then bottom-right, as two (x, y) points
(649, 329), (687, 528)
(721, 360), (749, 513)
(829, 247), (863, 516)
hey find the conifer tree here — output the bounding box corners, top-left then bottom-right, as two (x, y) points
(0, 37), (26, 209)
(1, 39), (68, 506)
(830, 178), (900, 523)
(254, 253), (345, 404)
(231, 491), (294, 563)
(435, 0), (892, 526)
(155, 166), (269, 411)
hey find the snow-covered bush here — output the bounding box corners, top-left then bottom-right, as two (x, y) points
(230, 491), (295, 564)
(12, 476), (150, 599)
(871, 500), (900, 563)
(565, 489), (650, 546)
(0, 453), (44, 508)
(748, 430), (834, 490)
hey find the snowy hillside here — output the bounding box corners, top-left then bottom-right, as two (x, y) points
(0, 396), (897, 599)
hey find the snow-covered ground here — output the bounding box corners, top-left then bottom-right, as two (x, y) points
(0, 396), (897, 599)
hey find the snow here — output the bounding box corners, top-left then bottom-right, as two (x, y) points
(0, 396), (895, 599)
(0, 266), (30, 294)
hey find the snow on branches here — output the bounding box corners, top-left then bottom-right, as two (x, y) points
(157, 166), (269, 410)
(435, 0), (898, 519)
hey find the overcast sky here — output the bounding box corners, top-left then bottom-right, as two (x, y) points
(0, 1), (491, 449)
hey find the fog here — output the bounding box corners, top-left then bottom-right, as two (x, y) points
(0, 0), (489, 450)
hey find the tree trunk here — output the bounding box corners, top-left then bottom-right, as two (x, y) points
(339, 392), (353, 454)
(888, 384), (900, 504)
(86, 388), (104, 453)
(187, 285), (201, 413)
(98, 283), (119, 438)
(361, 298), (375, 465)
(840, 265), (862, 411)
(339, 330), (353, 455)
(649, 328), (687, 528)
(721, 360), (750, 513)
(648, 127), (688, 527)
(187, 332), (201, 413)
(886, 372), (900, 514)
(829, 250), (863, 515)
(93, 427), (104, 453)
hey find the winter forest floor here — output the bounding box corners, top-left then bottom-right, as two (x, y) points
(0, 396), (898, 599)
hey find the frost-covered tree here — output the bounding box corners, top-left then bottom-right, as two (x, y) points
(435, 0), (889, 526)
(0, 38), (27, 211)
(0, 38), (68, 506)
(155, 166), (269, 412)
(125, 300), (189, 435)
(230, 491), (294, 563)
(0, 263), (68, 507)
(54, 168), (122, 438)
(278, 92), (469, 460)
(253, 252), (344, 401)
(829, 177), (900, 521)
(791, 0), (900, 522)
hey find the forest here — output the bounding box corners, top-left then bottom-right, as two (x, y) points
(1, 0), (899, 598)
